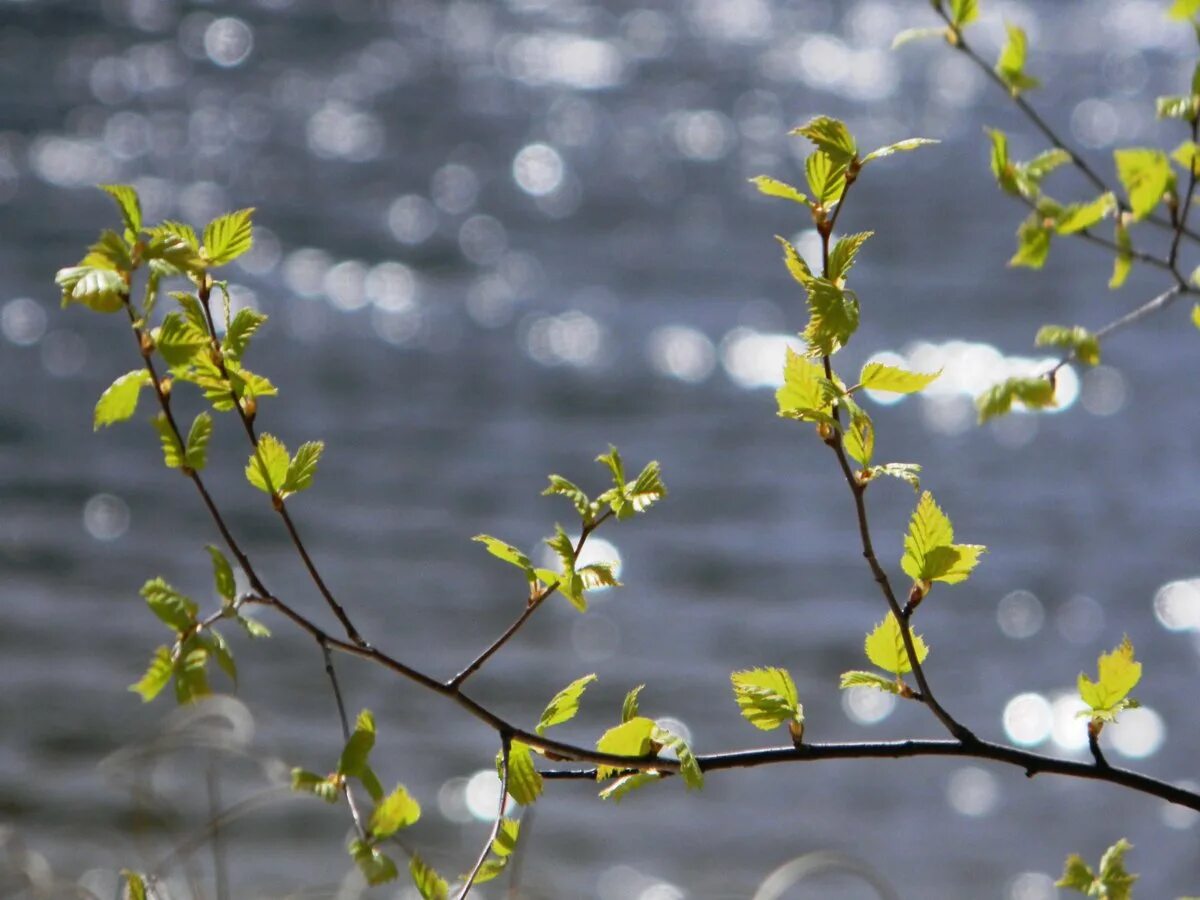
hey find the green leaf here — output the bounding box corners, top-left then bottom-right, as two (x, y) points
(1114, 148), (1173, 221)
(141, 577), (198, 632)
(100, 184), (142, 236)
(1110, 222), (1133, 289)
(537, 673), (597, 735)
(206, 545), (236, 603)
(1035, 325), (1100, 366)
(245, 433), (290, 497)
(56, 265), (126, 313)
(843, 409), (874, 467)
(94, 370), (152, 430)
(369, 784), (421, 837)
(150, 220), (200, 251)
(791, 116), (857, 164)
(804, 150), (847, 206)
(492, 817), (520, 857)
(864, 612), (929, 677)
(776, 347), (830, 421)
(543, 474), (592, 518)
(130, 646), (173, 702)
(1157, 94), (1198, 120)
(469, 859), (509, 885)
(155, 312), (209, 367)
(862, 137), (941, 165)
(621, 684), (644, 723)
(1098, 839), (1137, 900)
(349, 839), (398, 886)
(579, 563), (618, 591)
(284, 440), (323, 495)
(1056, 855), (1096, 893)
(545, 525), (586, 609)
(1169, 0), (1200, 19)
(174, 644), (211, 704)
(599, 772), (662, 801)
(890, 27), (947, 49)
(1193, 303), (1200, 329)
(950, 0), (979, 26)
(185, 412), (213, 471)
(291, 768), (340, 802)
(730, 668), (803, 731)
(802, 278), (860, 356)
(1010, 213), (1052, 268)
(1172, 139), (1200, 175)
(901, 491), (986, 586)
(839, 670), (906, 695)
(338, 709), (376, 777)
(222, 308), (267, 363)
(1025, 147), (1072, 182)
(828, 232), (873, 282)
(202, 629), (237, 685)
(625, 460), (667, 515)
(776, 235), (815, 287)
(236, 614), (271, 639)
(1055, 193), (1117, 235)
(987, 129), (1020, 196)
(865, 462), (921, 491)
(142, 232), (202, 274)
(202, 208), (254, 267)
(1078, 637), (1142, 720)
(749, 175), (810, 206)
(976, 375), (1057, 422)
(596, 716), (656, 780)
(859, 361), (941, 394)
(994, 22), (1040, 94)
(503, 740), (543, 805)
(409, 855), (449, 900)
(151, 413), (185, 469)
(120, 870), (148, 900)
(595, 444), (626, 490)
(650, 722), (703, 789)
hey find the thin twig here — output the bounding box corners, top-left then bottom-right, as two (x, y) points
(321, 640), (368, 839)
(1048, 284), (1186, 376)
(457, 733), (512, 900)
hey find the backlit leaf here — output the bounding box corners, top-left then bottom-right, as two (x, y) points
(859, 361), (941, 394)
(291, 768), (340, 803)
(537, 673), (597, 734)
(409, 854), (449, 900)
(862, 138), (940, 162)
(596, 716), (656, 780)
(369, 784), (421, 837)
(839, 670), (906, 695)
(828, 231), (873, 282)
(349, 839), (397, 886)
(901, 491), (985, 585)
(622, 684), (644, 723)
(599, 772), (662, 801)
(100, 184), (142, 236)
(130, 646), (173, 702)
(151, 413), (185, 469)
(1078, 637), (1142, 720)
(950, 0), (979, 26)
(730, 667), (802, 731)
(843, 409), (874, 467)
(338, 709), (376, 777)
(94, 370), (152, 430)
(805, 150), (847, 206)
(1114, 148), (1173, 220)
(1010, 214), (1052, 268)
(651, 722), (703, 789)
(791, 116), (856, 164)
(749, 175), (810, 206)
(1055, 193), (1117, 235)
(891, 27), (947, 49)
(776, 347), (829, 419)
(245, 433), (290, 496)
(863, 612), (929, 676)
(284, 440), (323, 495)
(503, 739), (543, 805)
(1035, 325), (1100, 366)
(203, 208), (254, 267)
(543, 474), (591, 518)
(995, 22), (1040, 94)
(776, 235), (815, 287)
(185, 412), (213, 471)
(1110, 222), (1133, 289)
(222, 308), (267, 363)
(802, 278), (859, 356)
(206, 545), (235, 602)
(141, 577), (198, 632)
(976, 375), (1057, 422)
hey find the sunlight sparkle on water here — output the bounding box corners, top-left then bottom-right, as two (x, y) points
(1108, 706), (1164, 759)
(465, 768), (503, 821)
(997, 590), (1044, 639)
(841, 686), (896, 725)
(647, 325), (716, 383)
(1153, 578), (1200, 631)
(1050, 693), (1089, 752)
(946, 766), (999, 817)
(1002, 692), (1053, 747)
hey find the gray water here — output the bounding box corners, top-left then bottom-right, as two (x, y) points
(2, 0), (1200, 897)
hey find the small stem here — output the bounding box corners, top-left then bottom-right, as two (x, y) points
(1087, 723), (1110, 770)
(321, 641), (368, 839)
(457, 733), (512, 900)
(1047, 284), (1186, 377)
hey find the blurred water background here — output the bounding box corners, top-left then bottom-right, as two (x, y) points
(3, 0), (1200, 897)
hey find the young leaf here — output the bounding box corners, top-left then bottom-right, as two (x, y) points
(802, 278), (860, 356)
(349, 839), (398, 886)
(473, 535), (536, 579)
(901, 491), (986, 586)
(864, 612), (929, 676)
(843, 409), (874, 467)
(245, 433), (290, 496)
(1056, 839), (1136, 900)
(994, 22), (1040, 94)
(121, 870), (149, 900)
(828, 231), (873, 282)
(650, 722), (703, 789)
(236, 614), (271, 639)
(141, 577), (198, 632)
(839, 670), (906, 695)
(626, 460), (667, 514)
(1169, 0), (1200, 18)
(859, 361), (941, 394)
(1157, 95), (1198, 120)
(338, 709), (376, 777)
(543, 474), (592, 518)
(203, 208), (254, 267)
(369, 784), (421, 838)
(94, 370), (152, 430)
(891, 27), (947, 49)
(791, 116), (857, 164)
(129, 646), (173, 702)
(1114, 148), (1173, 220)
(804, 150), (848, 206)
(730, 668), (803, 731)
(776, 235), (815, 287)
(503, 739), (543, 805)
(865, 462), (922, 491)
(173, 644), (211, 704)
(1010, 214), (1052, 268)
(151, 413), (185, 469)
(222, 308), (267, 362)
(749, 175), (810, 206)
(56, 265), (126, 313)
(1110, 222), (1133, 289)
(1078, 637), (1142, 722)
(100, 184), (142, 236)
(291, 768), (340, 802)
(861, 137), (939, 162)
(1035, 325), (1100, 366)
(621, 684), (644, 723)
(492, 818), (520, 857)
(207, 545), (236, 603)
(1055, 193), (1117, 235)
(599, 772), (662, 801)
(596, 716), (656, 780)
(976, 375), (1057, 422)
(1172, 139), (1200, 175)
(950, 0), (979, 26)
(776, 347), (830, 420)
(284, 440), (324, 495)
(155, 313), (209, 368)
(536, 673), (597, 734)
(409, 855), (449, 900)
(185, 412), (213, 471)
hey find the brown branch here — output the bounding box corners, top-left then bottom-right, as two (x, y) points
(457, 733), (512, 900)
(1047, 283), (1186, 377)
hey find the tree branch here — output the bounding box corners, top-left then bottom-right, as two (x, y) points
(457, 733), (512, 900)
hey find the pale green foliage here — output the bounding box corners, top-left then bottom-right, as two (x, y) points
(185, 412), (213, 470)
(861, 137), (939, 162)
(94, 370), (151, 430)
(1035, 325), (1100, 366)
(1172, 139), (1200, 175)
(598, 772), (662, 801)
(858, 361), (941, 394)
(1157, 94), (1199, 121)
(369, 785), (421, 838)
(543, 474), (592, 518)
(621, 684), (644, 722)
(1110, 222), (1133, 289)
(245, 434), (322, 499)
(776, 346), (834, 426)
(207, 545), (235, 602)
(976, 375), (1057, 422)
(828, 231), (873, 282)
(120, 870), (148, 900)
(864, 612), (929, 677)
(291, 768), (340, 803)
(792, 116), (856, 163)
(55, 264), (125, 313)
(1114, 148), (1174, 220)
(901, 491), (986, 587)
(349, 838), (398, 886)
(865, 462), (922, 491)
(891, 26), (948, 49)
(1010, 213), (1052, 268)
(843, 409), (874, 467)
(650, 722), (704, 789)
(838, 670), (907, 695)
(223, 308), (267, 363)
(749, 175), (810, 206)
(129, 646), (173, 702)
(202, 208), (254, 267)
(776, 235), (815, 286)
(995, 22), (1040, 94)
(1055, 193), (1118, 235)
(949, 0), (979, 27)
(464, 818), (521, 884)
(1169, 0), (1200, 19)
(595, 716), (656, 780)
(1056, 839), (1137, 900)
(410, 855), (449, 900)
(1077, 638), (1142, 724)
(502, 739), (543, 805)
(802, 278), (860, 356)
(805, 151), (847, 206)
(473, 534), (535, 579)
(730, 668), (803, 732)
(141, 577), (198, 632)
(537, 673), (597, 734)
(100, 184), (142, 237)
